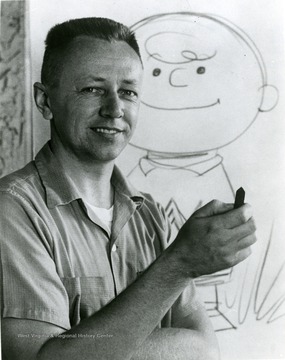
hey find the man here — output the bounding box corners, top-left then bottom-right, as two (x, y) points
(0, 17), (256, 360)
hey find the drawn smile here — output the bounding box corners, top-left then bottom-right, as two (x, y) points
(141, 98), (220, 111)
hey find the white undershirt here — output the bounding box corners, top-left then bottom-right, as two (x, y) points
(85, 202), (114, 235)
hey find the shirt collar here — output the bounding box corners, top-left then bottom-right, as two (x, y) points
(111, 165), (144, 203)
(35, 142), (144, 209)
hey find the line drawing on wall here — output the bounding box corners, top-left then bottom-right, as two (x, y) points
(127, 12), (281, 331)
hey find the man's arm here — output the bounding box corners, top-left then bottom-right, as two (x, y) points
(2, 200), (256, 360)
(131, 295), (219, 360)
(3, 249), (196, 360)
(3, 266), (217, 360)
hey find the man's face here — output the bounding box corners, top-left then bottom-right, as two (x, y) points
(130, 15), (264, 153)
(47, 37), (143, 163)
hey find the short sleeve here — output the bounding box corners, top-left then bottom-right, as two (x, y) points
(0, 191), (71, 330)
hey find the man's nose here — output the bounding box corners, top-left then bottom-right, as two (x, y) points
(99, 93), (124, 119)
(169, 68), (188, 87)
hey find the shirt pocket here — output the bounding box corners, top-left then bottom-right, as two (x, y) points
(60, 276), (115, 327)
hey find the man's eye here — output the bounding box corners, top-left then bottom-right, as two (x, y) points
(197, 67), (206, 74)
(119, 90), (137, 98)
(81, 87), (104, 94)
(153, 68), (161, 77)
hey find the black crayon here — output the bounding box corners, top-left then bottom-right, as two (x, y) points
(234, 187), (245, 209)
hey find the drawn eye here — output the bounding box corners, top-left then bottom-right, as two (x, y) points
(153, 68), (161, 77)
(197, 67), (206, 74)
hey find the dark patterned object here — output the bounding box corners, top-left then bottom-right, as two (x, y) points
(0, 0), (32, 177)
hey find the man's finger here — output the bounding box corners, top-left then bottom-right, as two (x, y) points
(236, 233), (257, 250)
(211, 204), (253, 230)
(227, 247), (253, 268)
(193, 200), (233, 218)
(225, 217), (257, 241)
(234, 247), (252, 265)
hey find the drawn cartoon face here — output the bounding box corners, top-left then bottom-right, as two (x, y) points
(130, 13), (266, 153)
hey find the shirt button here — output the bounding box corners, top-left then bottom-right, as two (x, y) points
(111, 244), (117, 252)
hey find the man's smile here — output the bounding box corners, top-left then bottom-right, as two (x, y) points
(91, 126), (125, 138)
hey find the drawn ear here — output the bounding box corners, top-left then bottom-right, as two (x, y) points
(33, 82), (53, 120)
(258, 84), (279, 112)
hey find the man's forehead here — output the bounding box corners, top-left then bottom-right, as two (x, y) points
(65, 36), (139, 61)
(59, 37), (143, 83)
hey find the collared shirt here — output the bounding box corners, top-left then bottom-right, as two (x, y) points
(0, 142), (196, 330)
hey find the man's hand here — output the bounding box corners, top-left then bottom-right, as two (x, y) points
(172, 200), (257, 278)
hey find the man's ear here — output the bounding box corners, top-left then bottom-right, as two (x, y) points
(258, 84), (279, 112)
(33, 82), (53, 120)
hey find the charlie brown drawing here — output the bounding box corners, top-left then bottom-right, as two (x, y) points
(127, 12), (278, 330)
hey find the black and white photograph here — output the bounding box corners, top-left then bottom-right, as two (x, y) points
(0, 0), (284, 359)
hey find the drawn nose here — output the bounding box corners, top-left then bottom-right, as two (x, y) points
(169, 68), (188, 87)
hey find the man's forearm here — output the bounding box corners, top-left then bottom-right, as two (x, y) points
(131, 327), (219, 360)
(37, 248), (192, 360)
